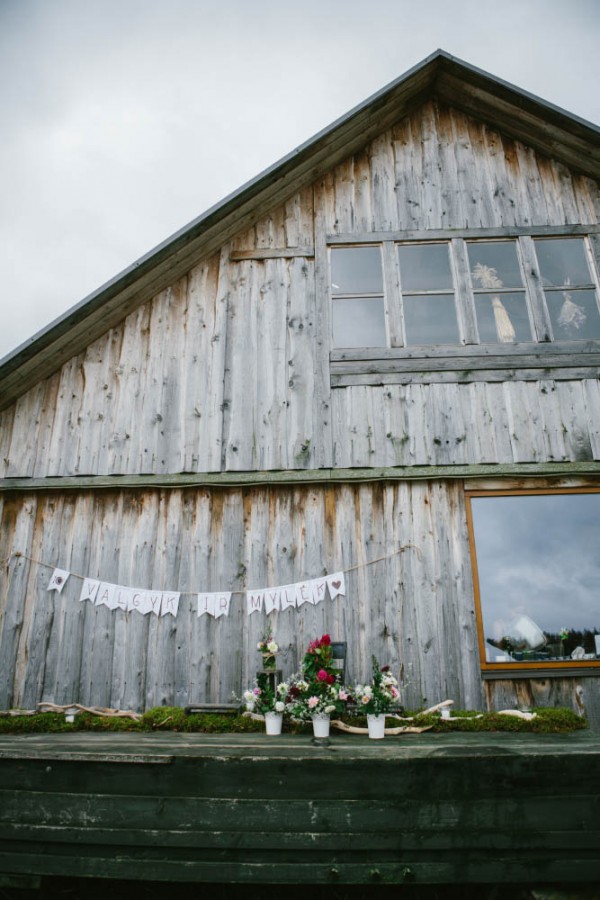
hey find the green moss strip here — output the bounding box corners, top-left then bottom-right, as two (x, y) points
(0, 706), (586, 735)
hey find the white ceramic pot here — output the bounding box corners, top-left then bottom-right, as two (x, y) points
(265, 712), (283, 734)
(264, 712), (283, 735)
(311, 713), (331, 738)
(367, 714), (386, 739)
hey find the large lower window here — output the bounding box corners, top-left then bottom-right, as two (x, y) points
(467, 488), (600, 670)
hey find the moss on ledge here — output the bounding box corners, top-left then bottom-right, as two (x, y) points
(0, 706), (586, 735)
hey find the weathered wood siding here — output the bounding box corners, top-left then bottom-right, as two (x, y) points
(1, 100), (599, 721)
(1, 101), (598, 479)
(0, 481), (483, 712)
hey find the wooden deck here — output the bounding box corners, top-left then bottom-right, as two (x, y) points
(1, 730), (599, 886)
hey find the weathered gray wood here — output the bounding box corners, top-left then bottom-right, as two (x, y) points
(229, 247), (315, 260)
(0, 481), (499, 712)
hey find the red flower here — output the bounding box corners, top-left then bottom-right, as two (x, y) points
(316, 669), (329, 682)
(321, 634), (331, 645)
(326, 674), (335, 685)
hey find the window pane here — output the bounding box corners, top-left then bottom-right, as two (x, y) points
(475, 292), (532, 343)
(471, 493), (600, 664)
(403, 294), (459, 345)
(535, 238), (591, 286)
(545, 289), (600, 340)
(468, 241), (523, 289)
(397, 243), (452, 291)
(331, 247), (383, 295)
(332, 297), (386, 347)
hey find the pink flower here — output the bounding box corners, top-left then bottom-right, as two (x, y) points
(253, 687), (261, 696)
(308, 696), (320, 709)
(316, 669), (329, 682)
(339, 690), (348, 701)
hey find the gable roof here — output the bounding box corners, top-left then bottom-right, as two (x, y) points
(1, 48), (599, 411)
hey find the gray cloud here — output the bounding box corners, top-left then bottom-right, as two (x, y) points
(1, 0), (599, 358)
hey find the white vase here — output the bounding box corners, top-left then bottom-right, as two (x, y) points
(311, 713), (330, 738)
(264, 712), (283, 735)
(367, 714), (386, 739)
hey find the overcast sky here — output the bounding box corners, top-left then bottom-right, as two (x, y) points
(1, 0), (599, 361)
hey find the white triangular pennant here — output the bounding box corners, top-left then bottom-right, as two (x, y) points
(295, 582), (314, 607)
(279, 584), (297, 611)
(312, 578), (328, 606)
(95, 582), (117, 609)
(79, 578), (100, 603)
(198, 593), (216, 617)
(264, 588), (281, 615)
(146, 591), (163, 616)
(246, 589), (264, 616)
(127, 590), (147, 613)
(161, 592), (180, 617)
(326, 572), (346, 600)
(47, 568), (70, 593)
(114, 586), (132, 612)
(214, 593), (231, 619)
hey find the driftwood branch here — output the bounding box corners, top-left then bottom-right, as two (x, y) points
(36, 702), (142, 720)
(497, 709), (537, 720)
(330, 719), (433, 735)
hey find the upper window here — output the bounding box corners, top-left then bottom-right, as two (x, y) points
(467, 489), (600, 671)
(330, 235), (600, 349)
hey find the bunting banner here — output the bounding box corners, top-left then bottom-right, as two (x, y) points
(47, 567), (345, 621)
(27, 544), (422, 623)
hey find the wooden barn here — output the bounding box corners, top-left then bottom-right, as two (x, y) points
(1, 48), (600, 726)
(2, 49), (600, 894)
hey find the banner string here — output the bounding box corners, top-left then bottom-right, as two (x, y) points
(7, 543), (422, 598)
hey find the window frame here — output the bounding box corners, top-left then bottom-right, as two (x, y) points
(328, 225), (600, 386)
(465, 485), (600, 675)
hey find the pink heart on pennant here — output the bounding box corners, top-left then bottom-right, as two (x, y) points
(331, 580), (341, 590)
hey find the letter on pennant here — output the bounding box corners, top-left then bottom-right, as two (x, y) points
(214, 593), (231, 619)
(161, 592), (180, 617)
(264, 589), (281, 615)
(295, 582), (314, 607)
(246, 590), (264, 616)
(197, 594), (216, 617)
(79, 578), (100, 604)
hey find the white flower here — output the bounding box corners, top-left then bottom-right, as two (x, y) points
(277, 682), (289, 695)
(267, 640), (278, 654)
(325, 705), (336, 714)
(243, 690), (254, 703)
(275, 701), (285, 713)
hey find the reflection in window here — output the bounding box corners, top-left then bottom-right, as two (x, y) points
(403, 294), (459, 345)
(331, 247), (386, 347)
(331, 246), (383, 295)
(469, 491), (600, 666)
(468, 241), (531, 343)
(398, 243), (459, 345)
(535, 238), (600, 341)
(332, 297), (386, 347)
(398, 243), (453, 291)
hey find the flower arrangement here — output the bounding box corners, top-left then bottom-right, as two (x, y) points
(286, 634), (349, 720)
(243, 671), (289, 715)
(301, 633), (337, 682)
(257, 623), (279, 670)
(353, 656), (400, 716)
(286, 675), (349, 720)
